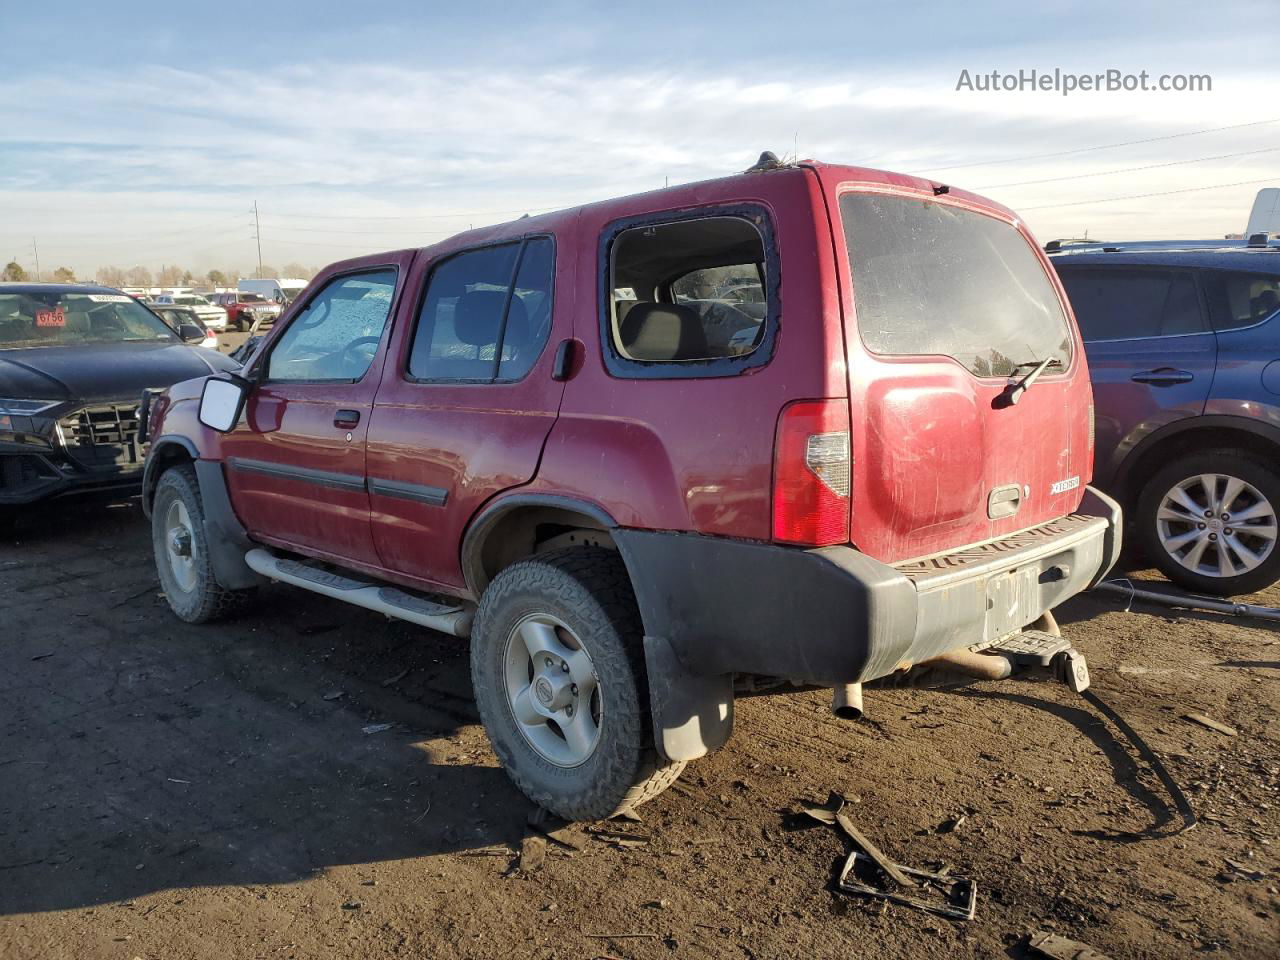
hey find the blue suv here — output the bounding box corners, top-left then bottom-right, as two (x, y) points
(1050, 239), (1280, 595)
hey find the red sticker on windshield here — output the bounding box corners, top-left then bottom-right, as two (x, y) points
(36, 308), (66, 327)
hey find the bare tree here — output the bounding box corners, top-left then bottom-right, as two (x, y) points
(96, 266), (128, 287)
(281, 262), (315, 280)
(126, 266), (154, 286)
(257, 264), (280, 279)
(157, 265), (185, 287)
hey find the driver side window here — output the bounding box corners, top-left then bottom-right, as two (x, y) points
(266, 269), (397, 382)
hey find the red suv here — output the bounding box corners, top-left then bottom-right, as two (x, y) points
(140, 156), (1121, 820)
(207, 292), (282, 332)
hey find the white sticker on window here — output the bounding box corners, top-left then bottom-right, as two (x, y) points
(86, 294), (133, 303)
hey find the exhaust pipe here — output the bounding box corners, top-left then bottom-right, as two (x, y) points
(831, 683), (863, 720)
(922, 648), (1014, 681)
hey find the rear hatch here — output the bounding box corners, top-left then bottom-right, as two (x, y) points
(818, 168), (1093, 564)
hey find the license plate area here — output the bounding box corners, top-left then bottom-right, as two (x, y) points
(984, 565), (1039, 642)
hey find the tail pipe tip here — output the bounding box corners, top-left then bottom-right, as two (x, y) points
(831, 683), (863, 720)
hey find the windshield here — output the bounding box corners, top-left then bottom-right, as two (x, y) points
(840, 193), (1072, 378)
(240, 293), (267, 303)
(0, 292), (177, 348)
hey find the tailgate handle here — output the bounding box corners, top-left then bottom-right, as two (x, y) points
(988, 483), (1022, 520)
(334, 409), (361, 428)
(1131, 367), (1193, 385)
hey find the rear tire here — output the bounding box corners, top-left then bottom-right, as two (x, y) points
(1136, 450), (1280, 596)
(470, 547), (685, 820)
(152, 465), (255, 622)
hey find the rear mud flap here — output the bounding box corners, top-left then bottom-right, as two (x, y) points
(643, 635), (734, 763)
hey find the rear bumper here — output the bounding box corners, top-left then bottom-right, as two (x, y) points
(615, 486), (1122, 686)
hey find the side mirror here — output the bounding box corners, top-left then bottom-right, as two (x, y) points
(178, 322), (206, 343)
(198, 375), (251, 432)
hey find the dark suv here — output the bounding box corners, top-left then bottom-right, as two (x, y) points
(1051, 241), (1280, 595)
(140, 158), (1120, 820)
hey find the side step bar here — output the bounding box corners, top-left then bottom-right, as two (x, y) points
(243, 548), (474, 638)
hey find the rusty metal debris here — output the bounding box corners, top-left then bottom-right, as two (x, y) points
(838, 852), (977, 922)
(803, 793), (976, 920)
(1027, 930), (1112, 960)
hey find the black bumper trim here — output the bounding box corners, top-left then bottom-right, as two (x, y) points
(614, 488), (1121, 687)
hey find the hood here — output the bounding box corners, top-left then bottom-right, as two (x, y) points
(0, 341), (239, 405)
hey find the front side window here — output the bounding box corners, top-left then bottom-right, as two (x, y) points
(408, 236), (555, 382)
(265, 269), (397, 382)
(0, 292), (177, 348)
(841, 194), (1072, 377)
(1057, 268), (1206, 342)
(608, 215), (769, 367)
(1201, 270), (1280, 332)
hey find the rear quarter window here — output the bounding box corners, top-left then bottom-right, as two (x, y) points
(840, 193), (1072, 378)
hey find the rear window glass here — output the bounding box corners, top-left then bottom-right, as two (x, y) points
(1201, 270), (1280, 331)
(1056, 268), (1206, 341)
(840, 194), (1072, 377)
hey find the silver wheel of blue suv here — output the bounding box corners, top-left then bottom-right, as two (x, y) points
(1137, 451), (1280, 596)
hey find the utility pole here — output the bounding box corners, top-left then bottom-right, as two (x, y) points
(252, 201), (263, 278)
(31, 238), (40, 281)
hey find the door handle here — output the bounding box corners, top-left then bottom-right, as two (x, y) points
(1130, 368), (1193, 385)
(334, 409), (360, 428)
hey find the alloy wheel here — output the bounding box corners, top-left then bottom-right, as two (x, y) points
(1156, 473), (1278, 579)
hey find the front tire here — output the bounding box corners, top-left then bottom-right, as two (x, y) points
(1136, 450), (1280, 596)
(470, 547), (684, 820)
(152, 465), (254, 622)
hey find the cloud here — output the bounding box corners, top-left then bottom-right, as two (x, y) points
(1, 61), (1275, 272)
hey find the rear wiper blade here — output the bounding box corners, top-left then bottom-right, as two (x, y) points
(998, 356), (1063, 407)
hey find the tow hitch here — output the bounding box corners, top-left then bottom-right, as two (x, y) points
(983, 630), (1091, 693)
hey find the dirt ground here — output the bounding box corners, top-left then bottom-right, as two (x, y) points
(2, 488), (1278, 960)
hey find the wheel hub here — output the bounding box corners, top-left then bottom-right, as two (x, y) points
(170, 530), (192, 557)
(503, 614), (601, 768)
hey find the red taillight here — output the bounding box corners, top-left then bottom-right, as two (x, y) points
(771, 399), (851, 546)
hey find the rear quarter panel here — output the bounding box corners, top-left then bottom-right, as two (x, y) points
(536, 168), (845, 539)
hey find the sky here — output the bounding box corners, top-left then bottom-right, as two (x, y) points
(2, 0), (1278, 279)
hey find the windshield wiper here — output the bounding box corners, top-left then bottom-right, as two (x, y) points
(998, 356), (1063, 407)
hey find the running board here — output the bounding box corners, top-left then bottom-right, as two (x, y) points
(243, 548), (474, 638)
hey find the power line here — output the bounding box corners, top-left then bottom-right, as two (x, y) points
(976, 146), (1280, 190)
(1018, 176), (1279, 211)
(907, 117), (1280, 176)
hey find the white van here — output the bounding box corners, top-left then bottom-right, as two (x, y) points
(238, 278), (309, 306)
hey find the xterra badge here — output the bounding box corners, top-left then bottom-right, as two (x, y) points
(1050, 476), (1080, 495)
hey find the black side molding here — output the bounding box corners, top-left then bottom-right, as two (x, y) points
(368, 477), (448, 506)
(226, 457), (366, 492)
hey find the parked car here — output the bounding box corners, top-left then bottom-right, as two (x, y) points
(154, 293), (230, 332)
(1051, 241), (1280, 595)
(0, 284), (239, 530)
(140, 156), (1120, 820)
(149, 304), (221, 350)
(237, 277), (309, 307)
(207, 292), (282, 333)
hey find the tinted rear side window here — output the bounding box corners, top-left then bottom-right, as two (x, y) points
(1201, 270), (1280, 331)
(408, 236), (554, 382)
(1057, 268), (1206, 341)
(840, 194), (1071, 377)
